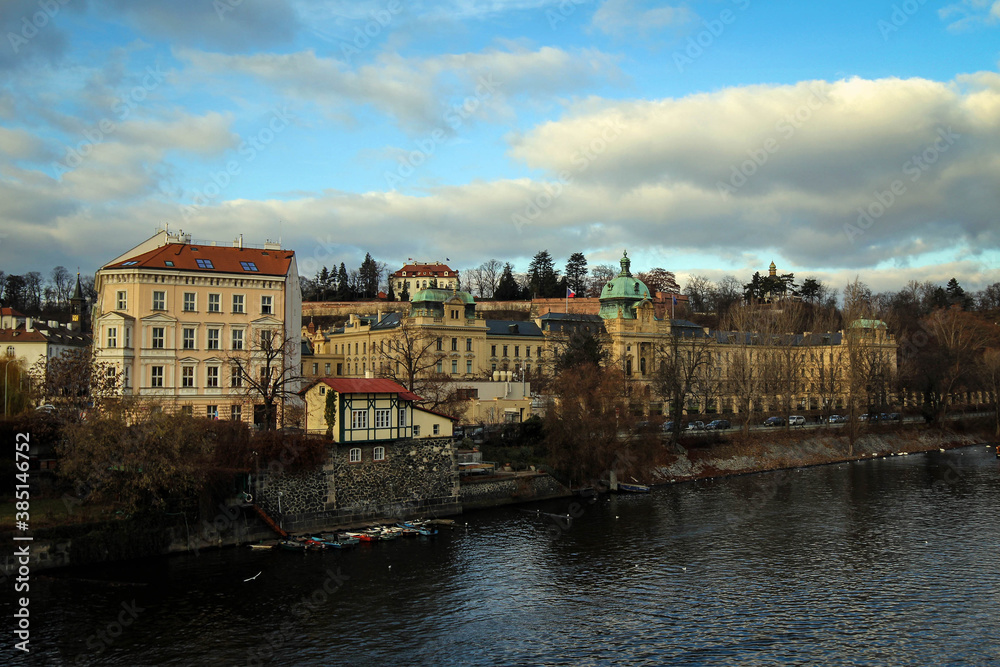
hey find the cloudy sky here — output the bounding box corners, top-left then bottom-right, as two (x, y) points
(2, 0), (999, 295)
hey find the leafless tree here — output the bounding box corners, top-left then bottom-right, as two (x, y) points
(376, 317), (444, 391)
(589, 264), (617, 295)
(479, 259), (501, 299)
(228, 327), (303, 430)
(653, 330), (716, 446)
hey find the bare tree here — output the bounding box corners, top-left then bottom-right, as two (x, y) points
(50, 266), (72, 309)
(479, 259), (501, 299)
(720, 302), (772, 434)
(653, 329), (716, 446)
(228, 327), (302, 430)
(682, 275), (714, 312)
(977, 348), (1000, 437)
(589, 264), (617, 295)
(376, 317), (444, 391)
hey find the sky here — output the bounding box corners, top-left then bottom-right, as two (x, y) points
(1, 0), (999, 297)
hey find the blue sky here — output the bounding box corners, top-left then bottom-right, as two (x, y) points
(2, 0), (999, 296)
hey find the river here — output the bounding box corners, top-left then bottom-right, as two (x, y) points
(8, 445), (1000, 666)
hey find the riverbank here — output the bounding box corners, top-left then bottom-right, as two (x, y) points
(648, 423), (995, 486)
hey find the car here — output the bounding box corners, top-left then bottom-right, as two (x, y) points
(886, 412), (902, 422)
(706, 419), (731, 430)
(788, 415), (805, 426)
(763, 416), (785, 427)
(828, 414), (846, 423)
(685, 421), (706, 431)
(662, 420), (675, 432)
(35, 404), (57, 413)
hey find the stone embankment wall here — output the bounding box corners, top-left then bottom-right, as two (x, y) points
(460, 473), (570, 509)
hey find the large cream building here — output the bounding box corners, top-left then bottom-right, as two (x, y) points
(94, 230), (302, 426)
(305, 252), (899, 421)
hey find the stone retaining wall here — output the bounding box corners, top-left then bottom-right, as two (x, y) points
(460, 473), (570, 509)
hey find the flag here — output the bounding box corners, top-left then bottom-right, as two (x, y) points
(672, 295), (678, 305)
(566, 287), (576, 298)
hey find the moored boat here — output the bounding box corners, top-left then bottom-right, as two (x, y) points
(615, 482), (651, 493)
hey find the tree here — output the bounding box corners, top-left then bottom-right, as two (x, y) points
(324, 388), (337, 438)
(359, 253), (380, 298)
(375, 317), (443, 392)
(919, 306), (990, 422)
(399, 281), (410, 302)
(478, 259), (502, 299)
(800, 278), (821, 303)
(743, 272), (764, 302)
(3, 274), (26, 310)
(494, 263), (522, 300)
(554, 329), (608, 373)
(636, 268), (680, 296)
(50, 266), (72, 309)
(336, 263), (351, 301)
(528, 250), (560, 298)
(565, 252), (589, 297)
(977, 348), (1000, 437)
(721, 303), (772, 434)
(228, 328), (303, 431)
(974, 282), (1000, 314)
(589, 264), (618, 295)
(653, 329), (716, 445)
(945, 277), (971, 309)
(544, 364), (655, 489)
(683, 275), (714, 312)
(713, 275), (742, 317)
(30, 346), (122, 422)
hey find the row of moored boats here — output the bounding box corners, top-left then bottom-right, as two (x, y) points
(248, 519), (453, 551)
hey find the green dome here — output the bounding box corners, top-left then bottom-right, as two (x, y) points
(411, 287), (474, 305)
(598, 251), (651, 320)
(411, 287), (476, 318)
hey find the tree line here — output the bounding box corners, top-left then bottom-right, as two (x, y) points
(0, 267), (97, 318)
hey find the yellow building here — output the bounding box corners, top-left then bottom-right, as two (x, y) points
(389, 261), (459, 300)
(93, 230), (302, 427)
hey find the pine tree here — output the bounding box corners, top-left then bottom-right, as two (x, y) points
(336, 263), (351, 301)
(565, 252), (588, 297)
(495, 263), (522, 300)
(528, 250), (560, 298)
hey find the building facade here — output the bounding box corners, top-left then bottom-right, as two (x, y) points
(93, 230), (302, 426)
(389, 262), (459, 300)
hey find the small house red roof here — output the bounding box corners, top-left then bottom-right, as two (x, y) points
(104, 243), (294, 276)
(312, 377), (421, 401)
(0, 307), (26, 318)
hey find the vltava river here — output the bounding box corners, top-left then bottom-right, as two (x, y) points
(10, 445), (1000, 666)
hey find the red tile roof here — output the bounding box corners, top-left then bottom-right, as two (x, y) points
(0, 307), (26, 318)
(105, 243), (294, 276)
(390, 263), (455, 278)
(317, 377), (422, 400)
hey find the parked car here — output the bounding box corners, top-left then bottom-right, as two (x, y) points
(706, 419), (731, 430)
(886, 412), (902, 422)
(788, 415), (805, 426)
(685, 421), (706, 431)
(662, 421), (675, 432)
(763, 416), (785, 427)
(828, 414), (847, 423)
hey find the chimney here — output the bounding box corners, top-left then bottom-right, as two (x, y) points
(25, 317), (33, 332)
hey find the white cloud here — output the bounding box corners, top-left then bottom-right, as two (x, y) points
(591, 0), (695, 38)
(939, 0), (1000, 30)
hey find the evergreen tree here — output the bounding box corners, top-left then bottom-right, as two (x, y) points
(359, 253), (380, 299)
(495, 263), (522, 300)
(400, 281), (410, 301)
(528, 250), (560, 298)
(945, 277), (970, 309)
(336, 263), (351, 301)
(565, 252), (589, 297)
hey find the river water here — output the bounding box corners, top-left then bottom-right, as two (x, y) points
(9, 445), (1000, 666)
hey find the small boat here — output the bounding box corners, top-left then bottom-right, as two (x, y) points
(278, 539), (306, 551)
(398, 520), (438, 536)
(247, 541), (277, 550)
(345, 531), (379, 543)
(615, 482), (651, 493)
(379, 526), (404, 540)
(321, 533), (359, 547)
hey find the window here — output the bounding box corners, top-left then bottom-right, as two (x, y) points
(181, 405), (193, 416)
(207, 405), (218, 419)
(208, 293), (221, 313)
(312, 363), (318, 375)
(261, 295), (273, 315)
(230, 366), (243, 388)
(183, 328), (196, 350)
(206, 367), (219, 388)
(231, 405), (242, 421)
(375, 409), (390, 429)
(164, 261), (173, 267)
(6, 345), (14, 356)
(413, 425), (421, 436)
(451, 360), (458, 374)
(503, 345), (508, 357)
(451, 338), (457, 351)
(152, 291), (165, 310)
(231, 329), (244, 350)
(232, 294), (245, 313)
(181, 366), (194, 388)
(436, 338), (443, 351)
(433, 424), (440, 435)
(107, 327), (117, 348)
(151, 327), (165, 349)
(398, 408), (406, 427)
(240, 261), (259, 272)
(195, 258), (214, 269)
(207, 328), (220, 350)
(491, 345), (496, 356)
(150, 366), (164, 388)
(352, 410), (368, 429)
(116, 291), (127, 310)
(466, 338), (472, 352)
(121, 260), (138, 266)
(373, 446), (385, 461)
(124, 328), (131, 348)
(123, 366), (131, 388)
(336, 363), (343, 375)
(450, 309), (458, 319)
(436, 360), (443, 373)
(324, 363), (331, 375)
(515, 346), (520, 357)
(526, 346), (531, 358)
(349, 448), (361, 463)
(467, 360), (473, 374)
(183, 292), (196, 312)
